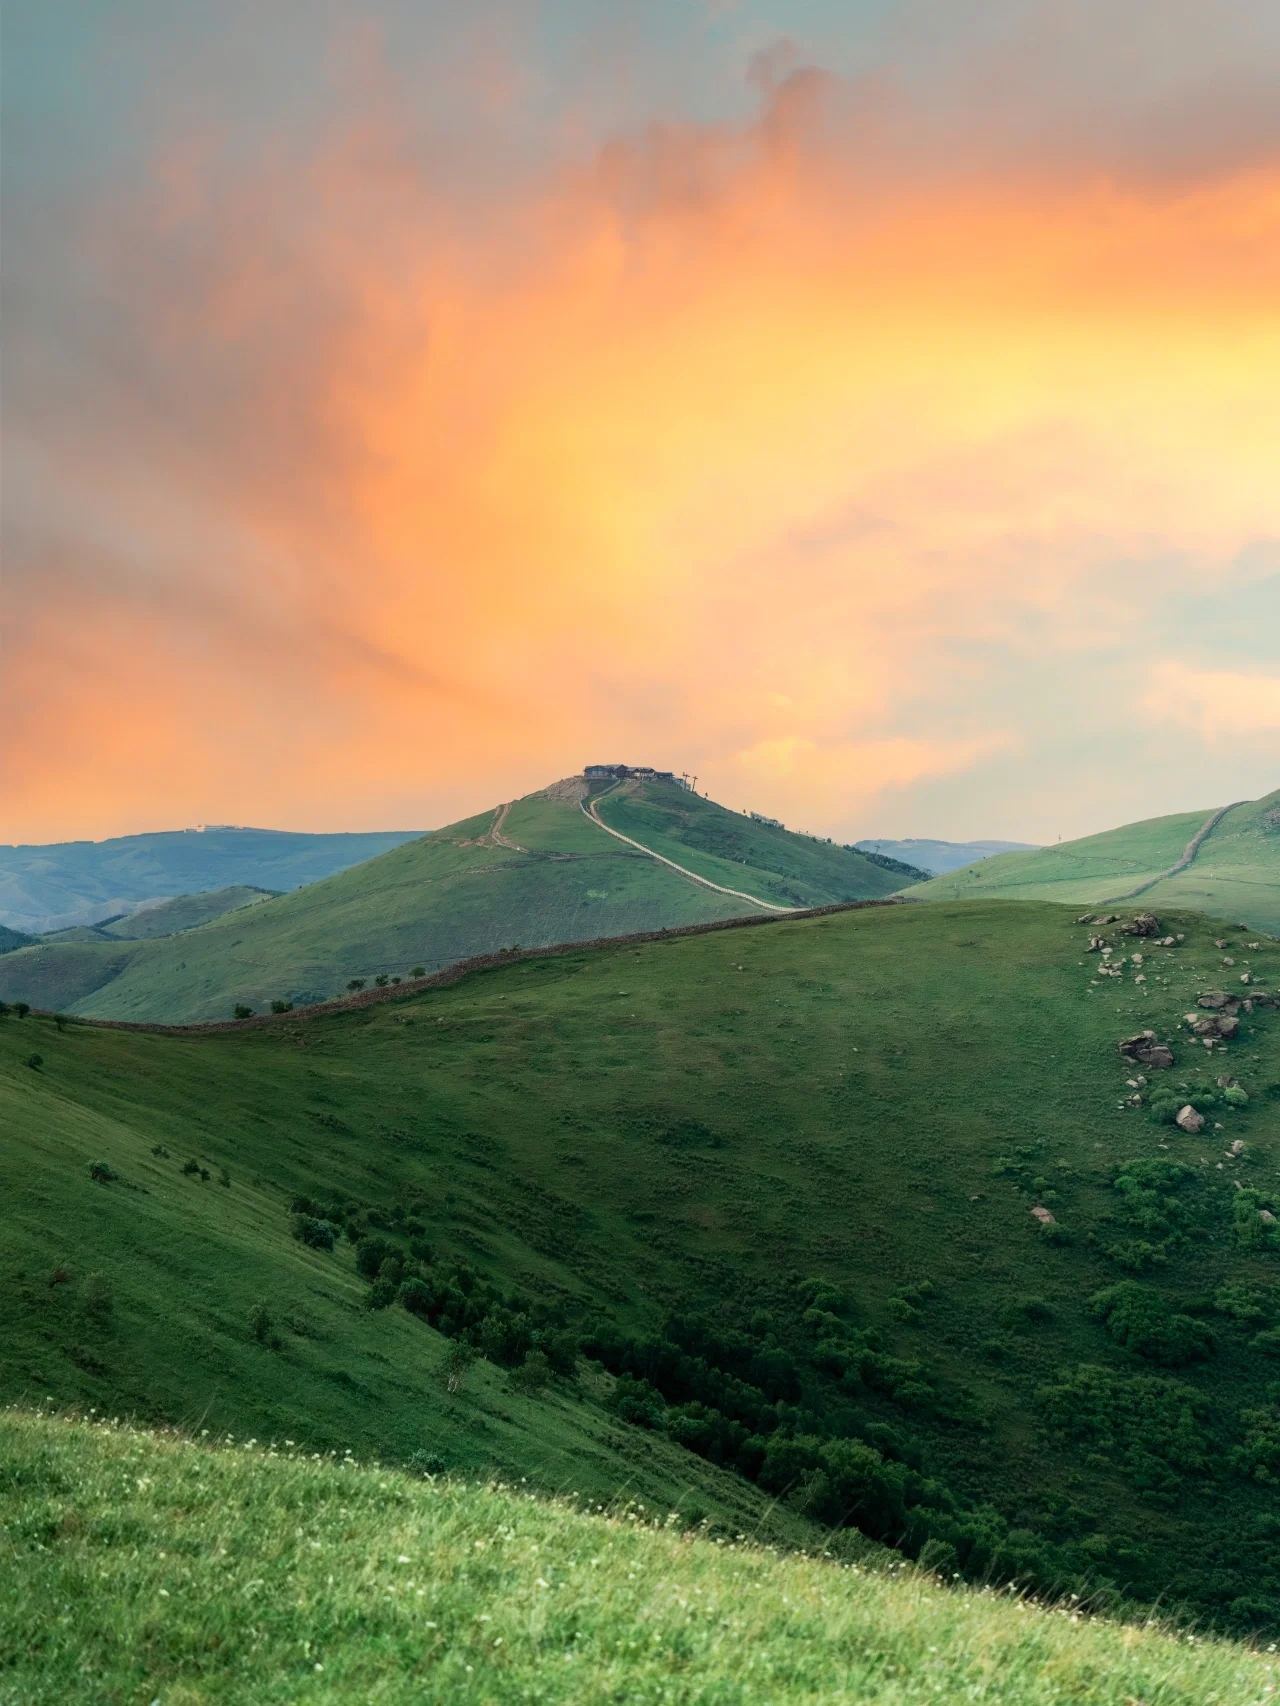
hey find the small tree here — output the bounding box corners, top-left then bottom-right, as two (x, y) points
(233, 1004), (254, 1020)
(410, 966), (426, 979)
(347, 978), (366, 992)
(26, 1053), (43, 1070)
(444, 1340), (476, 1394)
(270, 999), (293, 1014)
(14, 1002), (30, 1019)
(219, 1166), (231, 1188)
(374, 974), (389, 988)
(249, 1301), (271, 1342)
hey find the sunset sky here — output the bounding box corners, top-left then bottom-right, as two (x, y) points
(4, 1), (1278, 846)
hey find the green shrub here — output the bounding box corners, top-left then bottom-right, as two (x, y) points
(407, 1449), (447, 1476)
(400, 1277), (433, 1317)
(609, 1374), (666, 1429)
(1037, 1364), (1209, 1495)
(1235, 1191), (1280, 1251)
(410, 966), (426, 978)
(355, 1237), (393, 1278)
(13, 1002), (29, 1019)
(1225, 1085), (1249, 1107)
(1232, 1405), (1280, 1485)
(479, 1308), (534, 1368)
(182, 1158), (201, 1176)
(291, 1215), (337, 1251)
(374, 975), (389, 988)
(510, 1349), (551, 1394)
(1214, 1283), (1272, 1324)
(366, 1278), (398, 1310)
(270, 1000), (293, 1015)
(248, 1302), (272, 1343)
(87, 1161), (116, 1184)
(83, 1272), (114, 1323)
(26, 1053), (42, 1070)
(346, 979), (366, 992)
(1252, 1328), (1280, 1357)
(1089, 1282), (1215, 1365)
(233, 1005), (253, 1020)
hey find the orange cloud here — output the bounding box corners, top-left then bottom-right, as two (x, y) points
(4, 69), (1278, 841)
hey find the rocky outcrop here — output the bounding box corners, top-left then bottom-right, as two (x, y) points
(1176, 1105), (1206, 1134)
(1121, 913), (1162, 937)
(1118, 1031), (1174, 1068)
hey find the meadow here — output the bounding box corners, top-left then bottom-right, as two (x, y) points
(4, 896), (1279, 1631)
(4, 1408), (1274, 1705)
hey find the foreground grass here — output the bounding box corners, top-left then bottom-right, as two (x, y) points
(3, 1411), (1273, 1705)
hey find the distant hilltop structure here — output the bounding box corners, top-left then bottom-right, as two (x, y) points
(749, 811), (784, 830)
(585, 764), (694, 792)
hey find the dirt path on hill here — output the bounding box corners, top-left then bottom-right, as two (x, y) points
(485, 800), (528, 853)
(1095, 801), (1246, 904)
(581, 789), (794, 913)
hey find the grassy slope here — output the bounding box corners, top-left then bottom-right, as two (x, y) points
(102, 885), (278, 939)
(907, 791), (1280, 934)
(0, 781), (899, 1024)
(4, 899), (1280, 1629)
(6, 1413), (1272, 1706)
(596, 778), (905, 908)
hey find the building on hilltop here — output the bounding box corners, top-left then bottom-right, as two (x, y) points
(585, 764), (692, 791)
(749, 811), (784, 829)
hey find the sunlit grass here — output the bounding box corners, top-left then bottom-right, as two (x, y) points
(3, 1409), (1275, 1704)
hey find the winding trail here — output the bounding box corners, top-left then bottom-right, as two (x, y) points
(1095, 801), (1245, 904)
(487, 800), (527, 853)
(581, 789), (794, 913)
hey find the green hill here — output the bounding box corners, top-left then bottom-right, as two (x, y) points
(907, 790), (1280, 934)
(38, 885), (277, 946)
(0, 825), (424, 936)
(5, 897), (1280, 1632)
(5, 1412), (1270, 1706)
(0, 778), (902, 1023)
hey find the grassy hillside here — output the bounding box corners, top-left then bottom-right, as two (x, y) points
(0, 923), (36, 955)
(0, 826), (423, 935)
(39, 885), (276, 946)
(6, 1413), (1272, 1706)
(907, 790), (1280, 934)
(595, 777), (909, 909)
(0, 780), (899, 1023)
(5, 898), (1280, 1632)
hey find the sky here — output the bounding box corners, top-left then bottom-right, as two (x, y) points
(3, 1), (1278, 846)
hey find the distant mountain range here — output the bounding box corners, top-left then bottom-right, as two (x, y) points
(0, 826), (424, 935)
(855, 837), (1039, 875)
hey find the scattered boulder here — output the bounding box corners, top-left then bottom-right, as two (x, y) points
(1030, 1205), (1056, 1225)
(1176, 1105), (1206, 1134)
(1197, 991), (1234, 1010)
(1214, 939), (1228, 950)
(1263, 1210), (1278, 1226)
(1229, 1139), (1245, 1157)
(1118, 1031), (1174, 1068)
(1122, 913), (1162, 937)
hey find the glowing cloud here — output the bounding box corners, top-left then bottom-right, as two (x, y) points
(3, 18), (1278, 841)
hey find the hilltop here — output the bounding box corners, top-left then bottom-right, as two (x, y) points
(0, 777), (902, 1023)
(5, 1411), (1271, 1706)
(907, 790), (1280, 934)
(0, 825), (424, 936)
(5, 896), (1279, 1631)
